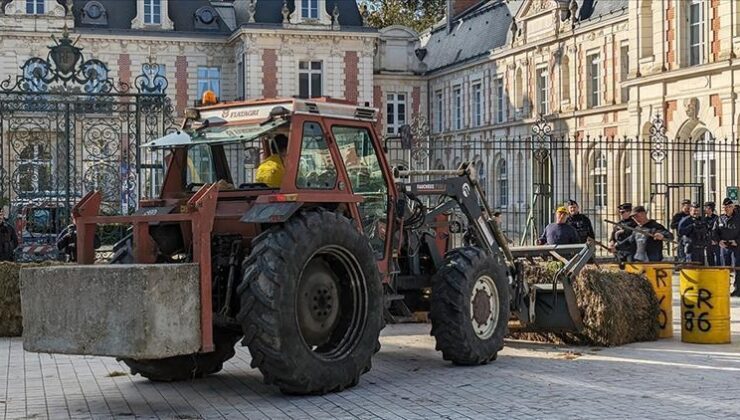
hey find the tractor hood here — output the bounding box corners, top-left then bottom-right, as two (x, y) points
(142, 119), (288, 149)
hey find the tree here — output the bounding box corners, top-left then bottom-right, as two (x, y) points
(359, 0), (446, 33)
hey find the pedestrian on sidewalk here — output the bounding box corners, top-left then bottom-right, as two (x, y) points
(565, 199), (594, 244)
(678, 203), (710, 265)
(538, 207), (579, 246)
(704, 201), (721, 266)
(0, 207), (18, 262)
(670, 199), (692, 261)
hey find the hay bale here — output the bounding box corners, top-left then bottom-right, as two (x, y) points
(0, 262), (23, 337)
(0, 261), (63, 337)
(509, 265), (660, 347)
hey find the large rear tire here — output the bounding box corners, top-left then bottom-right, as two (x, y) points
(430, 247), (510, 365)
(237, 209), (383, 395)
(121, 329), (241, 381)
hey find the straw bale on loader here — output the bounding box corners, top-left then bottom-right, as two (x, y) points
(510, 263), (660, 346)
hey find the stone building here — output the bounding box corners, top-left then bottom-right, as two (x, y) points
(373, 0), (740, 242)
(0, 0), (376, 213)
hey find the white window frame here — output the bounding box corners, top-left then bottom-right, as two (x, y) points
(495, 77), (505, 123)
(386, 92), (407, 135)
(497, 159), (508, 208)
(471, 82), (484, 127)
(197, 67), (221, 101)
(694, 132), (717, 202)
(26, 0), (44, 14)
(302, 0), (319, 19)
(144, 0), (161, 24)
(620, 44), (629, 102)
(18, 143), (53, 195)
(453, 86), (462, 131)
(435, 90), (444, 133)
(298, 60), (323, 98)
(536, 67), (549, 115)
(688, 0), (705, 66)
(587, 53), (601, 108)
(592, 152), (608, 208)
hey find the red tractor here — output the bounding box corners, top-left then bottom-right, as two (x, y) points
(21, 96), (592, 395)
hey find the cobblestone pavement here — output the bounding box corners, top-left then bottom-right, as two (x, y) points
(2, 288), (740, 419)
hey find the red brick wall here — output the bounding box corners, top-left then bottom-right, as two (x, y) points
(666, 0), (675, 70)
(604, 126), (618, 139)
(451, 0), (480, 17)
(710, 94), (723, 125)
(373, 85), (383, 134)
(711, 0), (720, 61)
(262, 49), (278, 99)
(665, 100), (677, 127)
(175, 56), (188, 116)
(344, 51), (359, 103)
(117, 54), (131, 103)
(412, 86), (421, 117)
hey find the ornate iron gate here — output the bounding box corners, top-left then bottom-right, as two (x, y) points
(0, 29), (174, 235)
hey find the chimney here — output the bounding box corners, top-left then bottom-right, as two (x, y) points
(447, 0), (481, 33)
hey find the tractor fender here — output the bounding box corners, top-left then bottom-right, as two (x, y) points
(240, 202), (304, 224)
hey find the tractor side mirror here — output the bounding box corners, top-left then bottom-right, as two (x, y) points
(396, 198), (407, 220)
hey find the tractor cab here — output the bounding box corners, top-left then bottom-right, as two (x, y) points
(140, 96), (398, 266)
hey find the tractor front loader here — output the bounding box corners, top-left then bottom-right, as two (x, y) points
(19, 96), (591, 397)
(387, 163), (594, 364)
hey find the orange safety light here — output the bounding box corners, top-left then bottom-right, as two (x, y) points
(201, 90), (218, 106)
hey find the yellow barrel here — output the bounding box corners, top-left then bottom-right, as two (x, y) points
(679, 268), (731, 344)
(624, 263), (674, 338)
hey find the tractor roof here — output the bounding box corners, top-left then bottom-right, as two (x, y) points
(143, 97), (378, 149)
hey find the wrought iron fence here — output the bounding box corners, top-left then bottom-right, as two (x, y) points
(387, 116), (739, 256)
(0, 29), (175, 246)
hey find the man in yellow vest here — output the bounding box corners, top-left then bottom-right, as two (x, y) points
(256, 134), (288, 188)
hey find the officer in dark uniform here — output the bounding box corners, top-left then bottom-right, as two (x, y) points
(565, 199), (594, 243)
(704, 201), (720, 266)
(609, 202), (636, 262)
(0, 207), (18, 262)
(711, 198), (740, 296)
(670, 199), (692, 261)
(678, 203), (710, 264)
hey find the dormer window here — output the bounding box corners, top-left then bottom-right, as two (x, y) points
(302, 0), (318, 19)
(26, 0), (44, 15)
(144, 0), (161, 24)
(132, 0), (173, 30)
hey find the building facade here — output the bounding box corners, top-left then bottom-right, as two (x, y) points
(374, 0), (740, 244)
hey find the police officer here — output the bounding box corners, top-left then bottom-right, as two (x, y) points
(678, 203), (710, 264)
(616, 206), (674, 262)
(670, 199), (692, 261)
(0, 207), (18, 262)
(565, 199), (594, 243)
(711, 198), (740, 296)
(609, 202), (636, 262)
(704, 201), (720, 266)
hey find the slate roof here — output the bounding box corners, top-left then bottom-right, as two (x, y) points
(234, 0), (364, 28)
(72, 0), (231, 33)
(419, 0), (627, 74)
(420, 0), (523, 73)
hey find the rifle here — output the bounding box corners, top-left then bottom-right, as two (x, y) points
(604, 219), (679, 245)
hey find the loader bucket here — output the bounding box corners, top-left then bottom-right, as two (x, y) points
(20, 264), (202, 359)
(509, 243), (594, 333)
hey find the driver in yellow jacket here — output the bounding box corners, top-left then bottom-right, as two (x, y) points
(256, 134), (288, 188)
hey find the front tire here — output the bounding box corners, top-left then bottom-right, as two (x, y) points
(237, 209), (383, 395)
(430, 247), (510, 365)
(121, 329), (241, 381)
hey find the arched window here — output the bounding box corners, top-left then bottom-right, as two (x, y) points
(514, 68), (523, 110)
(639, 0), (654, 58)
(561, 55), (571, 103)
(694, 132), (716, 202)
(591, 151), (607, 207)
(496, 158), (508, 208)
(622, 152), (632, 203)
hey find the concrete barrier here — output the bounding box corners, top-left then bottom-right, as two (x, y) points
(21, 264), (201, 359)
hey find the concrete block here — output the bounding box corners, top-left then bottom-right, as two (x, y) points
(20, 264), (201, 359)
